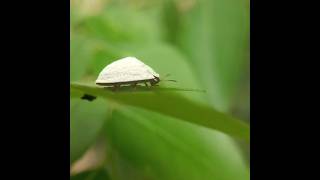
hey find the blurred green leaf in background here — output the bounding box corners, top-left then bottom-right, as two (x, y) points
(70, 0), (250, 179)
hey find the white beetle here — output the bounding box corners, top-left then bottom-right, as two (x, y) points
(95, 57), (161, 88)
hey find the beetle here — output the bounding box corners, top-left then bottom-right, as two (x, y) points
(95, 57), (164, 89)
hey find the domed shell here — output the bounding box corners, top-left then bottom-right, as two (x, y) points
(95, 57), (160, 84)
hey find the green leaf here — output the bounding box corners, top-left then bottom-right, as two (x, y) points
(70, 82), (249, 141)
(71, 168), (111, 180)
(176, 0), (250, 112)
(77, 6), (165, 44)
(70, 98), (109, 163)
(104, 106), (249, 180)
(71, 88), (84, 98)
(70, 34), (93, 81)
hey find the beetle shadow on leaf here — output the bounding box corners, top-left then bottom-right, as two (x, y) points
(81, 94), (97, 101)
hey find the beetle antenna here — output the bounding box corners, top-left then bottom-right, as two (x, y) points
(163, 79), (177, 82)
(161, 74), (177, 82)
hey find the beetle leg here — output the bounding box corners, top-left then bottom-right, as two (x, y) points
(112, 84), (120, 91)
(131, 83), (137, 90)
(150, 80), (155, 86)
(144, 82), (149, 87)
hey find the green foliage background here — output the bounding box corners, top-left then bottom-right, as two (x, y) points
(70, 0), (250, 179)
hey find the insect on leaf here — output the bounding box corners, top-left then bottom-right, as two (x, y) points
(70, 82), (250, 141)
